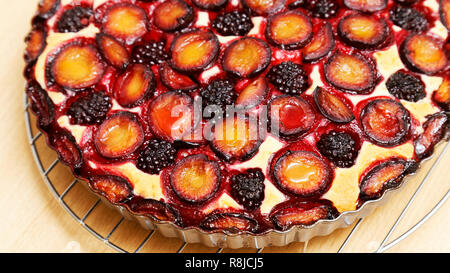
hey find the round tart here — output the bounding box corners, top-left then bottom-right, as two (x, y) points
(25, 0), (449, 241)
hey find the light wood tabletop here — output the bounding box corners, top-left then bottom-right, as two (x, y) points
(0, 0), (449, 253)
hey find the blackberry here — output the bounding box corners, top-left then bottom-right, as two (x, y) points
(136, 139), (177, 175)
(212, 11), (254, 36)
(200, 79), (236, 115)
(266, 61), (309, 95)
(307, 0), (339, 19)
(67, 92), (111, 125)
(317, 131), (358, 168)
(56, 6), (93, 33)
(230, 169), (265, 210)
(386, 71), (425, 102)
(288, 0), (306, 9)
(389, 6), (429, 33)
(131, 41), (169, 65)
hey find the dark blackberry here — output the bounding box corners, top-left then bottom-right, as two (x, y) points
(288, 0), (307, 9)
(200, 79), (236, 114)
(67, 92), (111, 125)
(307, 0), (339, 19)
(131, 41), (169, 65)
(317, 131), (358, 168)
(389, 6), (429, 33)
(136, 139), (177, 175)
(56, 6), (93, 33)
(230, 168), (265, 210)
(212, 11), (254, 36)
(386, 71), (425, 102)
(266, 61), (309, 95)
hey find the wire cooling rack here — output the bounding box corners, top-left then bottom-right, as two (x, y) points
(24, 94), (450, 253)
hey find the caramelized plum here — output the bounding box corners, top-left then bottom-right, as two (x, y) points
(441, 0), (450, 30)
(414, 112), (449, 159)
(90, 175), (132, 203)
(303, 22), (334, 63)
(192, 0), (228, 10)
(159, 62), (198, 91)
(222, 37), (271, 78)
(360, 158), (417, 200)
(324, 52), (376, 93)
(269, 95), (315, 138)
(235, 77), (268, 110)
(360, 99), (410, 147)
(114, 63), (155, 108)
(96, 33), (130, 69)
(94, 112), (144, 158)
(153, 0), (194, 32)
(170, 154), (221, 203)
(25, 27), (46, 62)
(37, 0), (60, 19)
(101, 3), (148, 44)
(209, 115), (263, 162)
(266, 11), (313, 50)
(169, 30), (219, 73)
(50, 131), (83, 169)
(200, 213), (258, 233)
(26, 80), (54, 128)
(130, 199), (183, 226)
(344, 0), (387, 13)
(338, 14), (388, 49)
(148, 91), (196, 141)
(242, 0), (285, 15)
(273, 151), (332, 197)
(314, 87), (354, 123)
(400, 34), (448, 75)
(48, 41), (105, 90)
(433, 77), (450, 111)
(271, 201), (338, 230)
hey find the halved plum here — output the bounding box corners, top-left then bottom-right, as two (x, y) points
(96, 33), (130, 69)
(400, 34), (448, 75)
(271, 201), (338, 231)
(170, 154), (221, 203)
(25, 27), (46, 62)
(269, 95), (315, 138)
(37, 0), (60, 19)
(26, 80), (54, 128)
(130, 199), (183, 226)
(159, 62), (198, 91)
(344, 0), (387, 13)
(314, 87), (354, 123)
(169, 30), (219, 73)
(242, 0), (285, 15)
(48, 41), (105, 90)
(192, 0), (228, 10)
(360, 99), (410, 147)
(235, 77), (268, 110)
(148, 91), (196, 141)
(273, 150), (332, 197)
(324, 52), (376, 94)
(200, 213), (258, 233)
(338, 14), (388, 49)
(222, 37), (271, 78)
(50, 130), (83, 169)
(433, 77), (450, 111)
(359, 158), (417, 200)
(90, 175), (132, 203)
(101, 3), (148, 44)
(265, 11), (313, 50)
(303, 22), (334, 63)
(209, 115), (263, 162)
(414, 112), (449, 159)
(114, 63), (155, 108)
(94, 112), (144, 158)
(441, 0), (450, 30)
(153, 0), (194, 32)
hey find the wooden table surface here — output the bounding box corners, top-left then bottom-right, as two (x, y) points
(0, 0), (449, 253)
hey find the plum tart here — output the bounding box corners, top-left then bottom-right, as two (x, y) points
(25, 0), (449, 238)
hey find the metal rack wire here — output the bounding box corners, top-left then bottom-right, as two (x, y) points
(24, 94), (449, 253)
